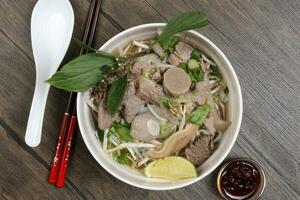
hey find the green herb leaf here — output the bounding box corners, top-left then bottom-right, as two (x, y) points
(162, 36), (179, 53)
(116, 125), (132, 142)
(45, 53), (116, 92)
(114, 154), (130, 164)
(73, 38), (117, 59)
(224, 86), (229, 95)
(109, 122), (133, 142)
(188, 105), (211, 125)
(107, 74), (128, 116)
(96, 129), (104, 142)
(191, 49), (201, 60)
(188, 68), (204, 82)
(158, 11), (208, 47)
(178, 62), (188, 72)
(159, 97), (174, 109)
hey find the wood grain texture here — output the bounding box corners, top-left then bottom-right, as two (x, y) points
(0, 0), (299, 199)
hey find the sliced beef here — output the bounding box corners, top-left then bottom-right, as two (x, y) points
(158, 103), (180, 125)
(167, 53), (182, 66)
(185, 135), (214, 166)
(122, 81), (145, 123)
(136, 76), (179, 125)
(130, 54), (162, 80)
(98, 97), (112, 130)
(131, 62), (151, 79)
(204, 114), (216, 135)
(136, 76), (164, 103)
(194, 81), (210, 105)
(175, 41), (194, 62)
(152, 43), (165, 57)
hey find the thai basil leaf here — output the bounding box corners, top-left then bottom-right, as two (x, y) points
(188, 68), (204, 82)
(162, 36), (179, 53)
(46, 53), (116, 92)
(188, 105), (211, 125)
(158, 11), (208, 47)
(107, 74), (128, 116)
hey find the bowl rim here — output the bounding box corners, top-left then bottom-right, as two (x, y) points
(77, 23), (243, 190)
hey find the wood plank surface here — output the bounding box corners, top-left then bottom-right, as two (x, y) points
(0, 0), (299, 199)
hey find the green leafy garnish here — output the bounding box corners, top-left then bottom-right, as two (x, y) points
(159, 123), (174, 139)
(188, 68), (204, 82)
(109, 122), (133, 142)
(114, 154), (130, 164)
(96, 129), (104, 142)
(158, 11), (208, 47)
(159, 97), (174, 109)
(188, 105), (211, 125)
(45, 53), (116, 92)
(191, 49), (201, 60)
(162, 36), (179, 53)
(224, 86), (229, 95)
(178, 62), (188, 72)
(188, 59), (199, 70)
(107, 74), (128, 116)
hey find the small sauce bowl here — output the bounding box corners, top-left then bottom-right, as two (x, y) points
(217, 158), (266, 199)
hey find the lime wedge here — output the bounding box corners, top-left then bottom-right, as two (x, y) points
(144, 156), (197, 180)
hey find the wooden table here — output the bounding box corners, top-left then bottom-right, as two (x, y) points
(0, 0), (299, 199)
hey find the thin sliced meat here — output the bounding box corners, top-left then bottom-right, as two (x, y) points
(131, 54), (162, 79)
(204, 114), (216, 135)
(175, 41), (194, 62)
(158, 103), (179, 125)
(131, 62), (151, 78)
(185, 135), (214, 166)
(167, 53), (182, 66)
(98, 96), (112, 130)
(195, 81), (210, 105)
(136, 76), (179, 124)
(136, 76), (164, 103)
(152, 43), (165, 57)
(122, 81), (145, 123)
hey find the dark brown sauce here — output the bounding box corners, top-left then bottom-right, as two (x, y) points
(220, 161), (261, 200)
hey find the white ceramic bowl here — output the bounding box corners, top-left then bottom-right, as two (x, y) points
(77, 23), (243, 190)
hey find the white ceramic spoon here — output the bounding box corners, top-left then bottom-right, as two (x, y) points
(25, 0), (74, 147)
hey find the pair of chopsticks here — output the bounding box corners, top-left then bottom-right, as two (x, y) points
(48, 0), (103, 188)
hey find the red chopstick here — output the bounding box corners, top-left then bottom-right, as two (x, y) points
(48, 0), (103, 187)
(56, 107), (77, 187)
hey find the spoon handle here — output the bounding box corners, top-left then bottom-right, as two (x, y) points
(25, 78), (50, 147)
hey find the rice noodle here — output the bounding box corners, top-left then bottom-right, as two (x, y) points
(122, 43), (132, 56)
(202, 54), (217, 66)
(149, 140), (162, 146)
(127, 147), (137, 160)
(106, 143), (156, 153)
(133, 148), (144, 160)
(133, 40), (149, 49)
(103, 129), (109, 151)
(147, 104), (167, 122)
(213, 132), (223, 143)
(179, 104), (186, 130)
(86, 99), (98, 112)
(157, 64), (175, 69)
(109, 135), (119, 146)
(138, 157), (150, 167)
